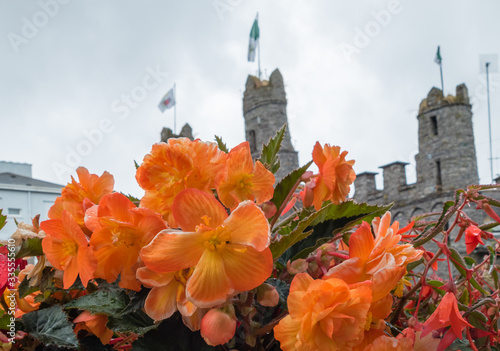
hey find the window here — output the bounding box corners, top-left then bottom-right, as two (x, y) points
(248, 130), (257, 153)
(436, 160), (442, 191)
(8, 208), (21, 216)
(430, 116), (438, 136)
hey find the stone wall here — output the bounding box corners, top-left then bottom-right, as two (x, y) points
(243, 69), (299, 180)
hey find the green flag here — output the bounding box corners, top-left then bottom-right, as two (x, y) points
(248, 14), (259, 62)
(435, 46), (442, 65)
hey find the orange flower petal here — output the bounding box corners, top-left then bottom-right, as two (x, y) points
(141, 231), (204, 273)
(226, 142), (254, 176)
(97, 193), (135, 223)
(186, 250), (231, 308)
(136, 267), (175, 287)
(144, 283), (180, 321)
(63, 258), (79, 289)
(273, 315), (301, 351)
(251, 161), (275, 204)
(172, 189), (228, 231)
(349, 222), (375, 263)
(223, 201), (270, 251)
(223, 246), (273, 292)
(77, 244), (97, 288)
(312, 141), (327, 169)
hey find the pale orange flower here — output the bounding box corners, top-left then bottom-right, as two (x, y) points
(49, 167), (114, 234)
(41, 211), (97, 289)
(274, 273), (372, 351)
(215, 142), (275, 210)
(74, 311), (113, 345)
(326, 212), (423, 302)
(311, 142), (356, 210)
(140, 188), (273, 308)
(136, 139), (226, 227)
(361, 334), (413, 351)
(89, 193), (167, 291)
(136, 266), (197, 322)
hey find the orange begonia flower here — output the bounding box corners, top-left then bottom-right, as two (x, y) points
(326, 212), (423, 303)
(421, 292), (472, 351)
(136, 266), (197, 322)
(89, 193), (167, 291)
(274, 273), (372, 351)
(74, 311), (113, 345)
(136, 139), (226, 227)
(49, 167), (114, 234)
(141, 188), (273, 308)
(41, 211), (97, 289)
(215, 142), (275, 210)
(311, 142), (356, 210)
(464, 225), (484, 254)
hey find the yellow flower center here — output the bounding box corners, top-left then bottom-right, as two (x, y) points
(203, 226), (230, 251)
(111, 227), (138, 248)
(174, 267), (194, 286)
(62, 239), (78, 257)
(236, 173), (255, 196)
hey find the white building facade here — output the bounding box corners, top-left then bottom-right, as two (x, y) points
(0, 162), (62, 240)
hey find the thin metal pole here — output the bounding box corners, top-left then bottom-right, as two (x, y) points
(439, 64), (444, 93)
(257, 13), (261, 80)
(486, 62), (494, 182)
(174, 82), (177, 134)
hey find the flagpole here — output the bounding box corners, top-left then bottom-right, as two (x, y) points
(486, 62), (494, 182)
(439, 64), (444, 93)
(174, 82), (177, 134)
(257, 12), (261, 79)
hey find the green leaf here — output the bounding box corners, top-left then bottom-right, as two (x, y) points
(107, 309), (155, 335)
(22, 305), (79, 349)
(18, 276), (39, 298)
(15, 237), (43, 259)
(407, 258), (424, 272)
(464, 256), (475, 269)
(449, 248), (488, 294)
(271, 161), (312, 212)
(214, 135), (229, 153)
(274, 201), (391, 263)
(134, 160), (140, 169)
(121, 287), (149, 315)
(120, 192), (140, 205)
(258, 124), (286, 174)
(0, 209), (6, 231)
(488, 246), (498, 274)
(65, 289), (129, 315)
(480, 221), (500, 231)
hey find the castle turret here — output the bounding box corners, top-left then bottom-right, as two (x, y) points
(243, 69), (299, 180)
(380, 161), (409, 199)
(415, 84), (478, 196)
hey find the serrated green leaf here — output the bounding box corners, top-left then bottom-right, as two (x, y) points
(480, 221), (500, 231)
(464, 256), (475, 269)
(275, 201), (392, 264)
(65, 289), (129, 315)
(271, 161), (313, 213)
(22, 305), (79, 349)
(0, 209), (6, 231)
(258, 124), (286, 174)
(449, 248), (488, 294)
(107, 309), (155, 335)
(214, 135), (229, 153)
(15, 237), (43, 259)
(121, 287), (149, 315)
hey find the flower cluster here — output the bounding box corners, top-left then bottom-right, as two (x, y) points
(1, 132), (499, 351)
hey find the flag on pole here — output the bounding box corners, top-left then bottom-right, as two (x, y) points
(247, 14), (259, 62)
(435, 46), (442, 65)
(158, 86), (175, 113)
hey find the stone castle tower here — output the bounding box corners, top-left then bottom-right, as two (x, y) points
(243, 69), (299, 180)
(354, 84), (480, 221)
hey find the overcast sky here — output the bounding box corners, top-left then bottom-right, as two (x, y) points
(1, 1), (499, 197)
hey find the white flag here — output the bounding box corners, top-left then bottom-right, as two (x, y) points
(158, 87), (175, 113)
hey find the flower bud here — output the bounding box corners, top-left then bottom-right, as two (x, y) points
(200, 306), (237, 346)
(257, 283), (280, 307)
(261, 201), (277, 219)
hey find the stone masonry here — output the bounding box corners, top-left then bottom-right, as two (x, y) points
(354, 84), (500, 255)
(243, 69), (299, 181)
